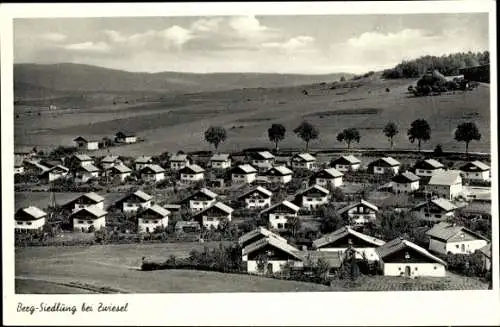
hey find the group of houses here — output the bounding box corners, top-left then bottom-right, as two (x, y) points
(72, 131), (138, 151)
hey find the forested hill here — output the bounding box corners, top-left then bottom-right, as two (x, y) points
(382, 51), (490, 79)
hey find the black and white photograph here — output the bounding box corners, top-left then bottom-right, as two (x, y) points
(2, 1), (498, 326)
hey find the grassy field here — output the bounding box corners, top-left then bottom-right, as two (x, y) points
(14, 77), (491, 156)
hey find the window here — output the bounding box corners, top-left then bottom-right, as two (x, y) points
(434, 266), (437, 270)
(258, 199), (265, 203)
(456, 244), (460, 248)
(435, 214), (442, 218)
(277, 223), (283, 229)
(415, 267), (418, 271)
(153, 220), (158, 224)
(17, 221), (22, 225)
(144, 220), (149, 223)
(398, 267), (401, 271)
(78, 220), (84, 224)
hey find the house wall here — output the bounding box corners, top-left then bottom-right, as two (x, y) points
(123, 200), (151, 213)
(415, 168), (444, 177)
(374, 165), (399, 175)
(181, 172), (204, 183)
(211, 160), (231, 169)
(316, 177), (342, 188)
(48, 171), (67, 182)
(15, 218), (45, 230)
(267, 175), (292, 184)
(269, 213), (297, 230)
(480, 255), (491, 271)
(201, 214), (231, 229)
(124, 136), (137, 143)
(87, 142), (99, 150)
(335, 163), (360, 172)
(102, 162), (115, 170)
(415, 208), (454, 221)
(318, 247), (380, 261)
(73, 216), (106, 232)
(245, 197), (271, 209)
(427, 183), (463, 200)
(232, 173), (256, 184)
(142, 172), (165, 182)
(171, 161), (188, 170)
(76, 172), (99, 183)
(190, 199), (215, 212)
(138, 217), (168, 233)
(252, 159), (274, 170)
(246, 260), (303, 274)
(429, 238), (487, 255)
(136, 163), (150, 170)
(381, 262), (446, 277)
(73, 202), (104, 213)
(116, 172), (131, 181)
(292, 161), (316, 170)
(392, 181), (420, 194)
(302, 195), (329, 209)
(462, 170), (490, 181)
(346, 207), (377, 224)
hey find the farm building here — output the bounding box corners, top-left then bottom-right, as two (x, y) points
(101, 155), (121, 170)
(118, 190), (152, 213)
(71, 206), (107, 232)
(375, 237), (447, 277)
(459, 161), (491, 181)
(179, 164), (205, 184)
(367, 157), (400, 175)
(209, 153), (232, 169)
(312, 168), (343, 188)
(175, 221), (201, 233)
(192, 202), (233, 229)
(140, 164), (165, 183)
(242, 237), (304, 274)
(63, 192), (105, 213)
(15, 206), (47, 231)
(109, 164), (132, 181)
(74, 164), (100, 183)
(477, 243), (492, 272)
(337, 199), (379, 225)
(14, 158), (24, 175)
(264, 165), (293, 184)
(426, 170), (463, 200)
(425, 222), (489, 255)
(413, 159), (445, 177)
(391, 171), (420, 194)
(169, 153), (192, 170)
(294, 184), (330, 210)
(238, 186), (272, 209)
(73, 136), (99, 151)
(182, 188), (218, 212)
(412, 198), (458, 222)
(134, 156), (153, 171)
(136, 205), (170, 233)
(312, 226), (386, 261)
(250, 151), (275, 170)
(330, 155), (361, 172)
(115, 131), (137, 144)
(290, 153), (317, 170)
(39, 165), (69, 183)
(261, 200), (300, 231)
(238, 227), (288, 251)
(459, 64), (490, 83)
(231, 164), (258, 184)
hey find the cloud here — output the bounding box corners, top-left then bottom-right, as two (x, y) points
(346, 29), (438, 49)
(40, 32), (67, 42)
(63, 41), (110, 52)
(190, 17), (223, 32)
(261, 35), (315, 51)
(160, 25), (193, 47)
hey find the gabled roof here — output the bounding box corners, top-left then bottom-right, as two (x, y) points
(23, 160), (50, 172)
(260, 200), (300, 215)
(73, 136), (87, 142)
(78, 164), (100, 173)
(296, 184), (330, 196)
(193, 201), (234, 216)
(413, 198), (457, 212)
(141, 164), (165, 174)
(238, 186), (273, 199)
(392, 171), (420, 183)
(265, 165), (293, 176)
(130, 190), (152, 202)
(180, 164), (205, 174)
(242, 236), (303, 260)
(332, 155), (361, 165)
(478, 243), (491, 259)
(185, 187), (218, 201)
(210, 153), (231, 161)
(141, 204), (171, 217)
(312, 226), (386, 249)
(81, 192), (105, 203)
(116, 131), (136, 137)
(102, 155), (119, 163)
(369, 157), (400, 167)
(74, 154), (93, 161)
(50, 165), (69, 172)
(414, 158), (444, 169)
(238, 226), (287, 245)
(315, 168), (343, 178)
(428, 170), (461, 186)
(425, 221), (490, 242)
(253, 151), (275, 160)
(112, 164), (132, 173)
(16, 206), (47, 220)
(375, 237), (447, 266)
(170, 154), (189, 162)
(70, 205), (107, 218)
(292, 153), (316, 162)
(135, 156), (152, 164)
(233, 164), (257, 174)
(460, 160), (490, 171)
(337, 199), (379, 215)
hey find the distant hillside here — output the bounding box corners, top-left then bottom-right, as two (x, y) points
(14, 63), (352, 98)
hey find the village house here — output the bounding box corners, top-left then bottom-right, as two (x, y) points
(140, 164), (166, 183)
(367, 157), (401, 175)
(69, 154), (94, 169)
(231, 164), (258, 184)
(164, 204), (181, 214)
(295, 184), (330, 210)
(182, 188), (218, 212)
(109, 164), (132, 182)
(330, 155), (361, 172)
(391, 171), (420, 194)
(209, 154), (232, 169)
(39, 165), (69, 183)
(477, 243), (492, 272)
(312, 168), (343, 188)
(169, 153), (192, 170)
(15, 206), (47, 231)
(63, 192), (105, 213)
(74, 164), (100, 183)
(375, 237), (448, 277)
(312, 226), (386, 261)
(426, 221), (490, 255)
(412, 198), (458, 222)
(118, 190), (152, 213)
(14, 158), (24, 175)
(136, 205), (170, 233)
(413, 159), (445, 177)
(250, 151), (275, 170)
(337, 199), (379, 225)
(179, 164), (205, 184)
(101, 155), (121, 170)
(238, 186), (272, 209)
(260, 200), (300, 231)
(459, 161), (491, 181)
(264, 165), (293, 184)
(290, 153), (318, 170)
(192, 202), (233, 229)
(23, 160), (49, 175)
(134, 156), (153, 171)
(238, 227), (288, 251)
(73, 136), (99, 151)
(426, 170), (463, 200)
(71, 206), (107, 232)
(115, 131), (137, 144)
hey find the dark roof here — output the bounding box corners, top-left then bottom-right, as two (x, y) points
(460, 161), (490, 172)
(180, 164), (205, 174)
(116, 131), (136, 137)
(368, 157), (400, 167)
(392, 171), (420, 183)
(331, 155), (361, 165)
(375, 237), (447, 266)
(15, 206), (47, 220)
(312, 226), (385, 249)
(414, 159), (444, 170)
(337, 199), (379, 215)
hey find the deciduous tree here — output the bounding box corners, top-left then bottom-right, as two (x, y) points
(383, 122), (399, 150)
(337, 128), (361, 149)
(204, 126), (227, 152)
(408, 119), (431, 152)
(454, 122), (481, 155)
(293, 121), (319, 151)
(267, 124), (286, 151)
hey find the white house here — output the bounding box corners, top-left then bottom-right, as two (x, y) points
(72, 154), (94, 167)
(101, 155), (121, 170)
(39, 165), (69, 183)
(137, 205), (170, 233)
(109, 164), (132, 182)
(376, 237), (447, 277)
(391, 171), (420, 194)
(413, 159), (445, 177)
(183, 188), (218, 212)
(313, 168), (343, 188)
(330, 155), (361, 172)
(242, 237), (304, 274)
(134, 156), (153, 171)
(412, 198), (458, 222)
(15, 206), (47, 230)
(238, 227), (288, 250)
(179, 164), (205, 184)
(367, 157), (400, 175)
(169, 153), (192, 170)
(23, 160), (50, 176)
(75, 164), (100, 183)
(426, 170), (463, 200)
(63, 192), (105, 213)
(192, 202), (233, 229)
(209, 154), (232, 169)
(119, 190), (152, 213)
(231, 164), (257, 184)
(238, 186), (272, 209)
(73, 136), (99, 151)
(459, 161), (491, 181)
(290, 153), (318, 170)
(337, 199), (379, 225)
(250, 151), (275, 170)
(261, 200), (300, 231)
(295, 184), (330, 210)
(426, 221), (489, 255)
(312, 226), (386, 261)
(264, 166), (293, 184)
(140, 164), (165, 183)
(71, 206), (107, 232)
(115, 131), (137, 144)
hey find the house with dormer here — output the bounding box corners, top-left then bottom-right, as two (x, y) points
(459, 161), (491, 181)
(413, 159), (445, 177)
(412, 198), (458, 222)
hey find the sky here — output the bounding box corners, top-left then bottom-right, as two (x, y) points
(14, 13), (489, 74)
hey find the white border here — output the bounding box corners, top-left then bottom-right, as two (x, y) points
(1, 2), (498, 326)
